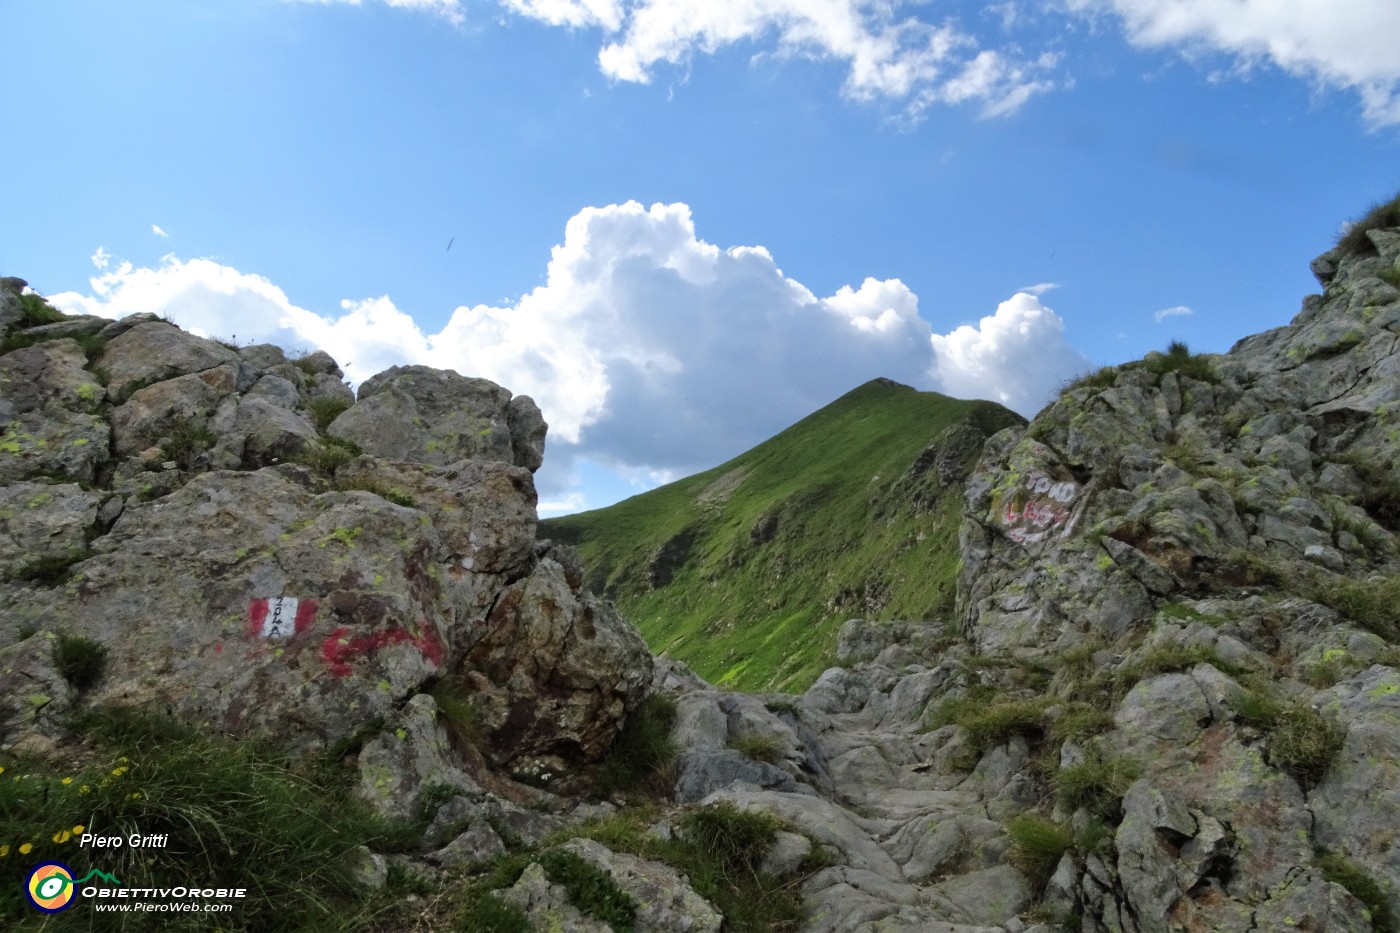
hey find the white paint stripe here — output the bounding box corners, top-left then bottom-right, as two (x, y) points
(262, 597), (299, 639)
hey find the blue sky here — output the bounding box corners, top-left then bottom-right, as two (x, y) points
(4, 0), (1398, 514)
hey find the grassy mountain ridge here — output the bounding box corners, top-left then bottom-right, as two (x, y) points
(541, 378), (1025, 692)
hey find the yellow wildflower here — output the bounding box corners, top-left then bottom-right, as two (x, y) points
(79, 785), (91, 794)
(61, 777), (73, 785)
(111, 766), (129, 777)
(72, 825), (85, 834)
(0, 844), (9, 857)
(52, 830), (72, 844)
(127, 791), (142, 800)
(19, 843), (33, 855)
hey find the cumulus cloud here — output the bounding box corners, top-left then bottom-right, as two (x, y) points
(1065, 0), (1400, 126)
(930, 291), (1091, 417)
(91, 248), (111, 270)
(151, 224), (169, 238)
(1154, 304), (1192, 322)
(50, 202), (1087, 510)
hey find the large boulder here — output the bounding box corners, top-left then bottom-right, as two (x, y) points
(329, 365), (547, 472)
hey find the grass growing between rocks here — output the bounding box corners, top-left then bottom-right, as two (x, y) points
(729, 732), (785, 765)
(1316, 850), (1398, 933)
(592, 693), (678, 801)
(1141, 340), (1219, 384)
(456, 801), (811, 933)
(1336, 191), (1400, 257)
(0, 708), (421, 931)
(1235, 690), (1344, 787)
(53, 633), (107, 691)
(1053, 751), (1142, 820)
(305, 396), (353, 432)
(1005, 814), (1072, 892)
(160, 418), (217, 471)
(1309, 574), (1400, 643)
(10, 548), (91, 586)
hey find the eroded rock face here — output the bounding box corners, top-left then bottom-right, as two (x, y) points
(0, 301), (647, 812)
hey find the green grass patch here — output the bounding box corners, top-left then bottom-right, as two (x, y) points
(10, 548), (91, 587)
(592, 693), (678, 800)
(305, 396), (353, 432)
(729, 732), (785, 765)
(334, 474), (417, 508)
(1054, 751), (1142, 820)
(0, 707), (419, 930)
(1310, 575), (1400, 643)
(1235, 690), (1344, 787)
(429, 674), (488, 757)
(1048, 702), (1116, 744)
(17, 292), (64, 326)
(292, 437), (362, 476)
(160, 418), (217, 471)
(1337, 192), (1400, 258)
(536, 850), (637, 931)
(1139, 340), (1219, 384)
(1316, 850), (1397, 933)
(53, 634), (107, 691)
(1005, 814), (1072, 891)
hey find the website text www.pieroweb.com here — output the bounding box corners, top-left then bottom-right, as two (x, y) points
(23, 831), (247, 916)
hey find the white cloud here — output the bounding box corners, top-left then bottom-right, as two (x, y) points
(50, 203), (1089, 509)
(929, 291), (1091, 417)
(91, 248), (111, 270)
(501, 0), (1061, 120)
(1153, 304), (1192, 322)
(1065, 0), (1400, 126)
(151, 224), (169, 238)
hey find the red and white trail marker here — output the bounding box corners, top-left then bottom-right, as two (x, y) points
(247, 597), (318, 639)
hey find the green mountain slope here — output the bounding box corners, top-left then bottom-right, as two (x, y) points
(540, 378), (1025, 692)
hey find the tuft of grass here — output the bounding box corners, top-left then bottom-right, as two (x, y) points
(0, 706), (420, 931)
(17, 292), (64, 326)
(1048, 702), (1116, 744)
(292, 436), (362, 476)
(457, 893), (532, 933)
(536, 850), (637, 931)
(955, 698), (1048, 754)
(305, 396), (353, 432)
(592, 693), (678, 800)
(1336, 192), (1400, 258)
(1141, 340), (1219, 384)
(1005, 814), (1072, 892)
(1061, 365), (1119, 393)
(10, 548), (91, 587)
(1310, 575), (1400, 643)
(53, 634), (107, 691)
(1316, 850), (1397, 933)
(1235, 690), (1345, 786)
(679, 802), (781, 879)
(160, 418), (217, 471)
(1054, 751), (1142, 819)
(729, 732), (785, 765)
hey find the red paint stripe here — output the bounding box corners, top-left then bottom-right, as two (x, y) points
(247, 598), (269, 639)
(294, 599), (318, 633)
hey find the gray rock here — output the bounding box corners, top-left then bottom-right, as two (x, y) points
(425, 820), (506, 869)
(95, 321), (240, 403)
(559, 837), (723, 932)
(358, 694), (480, 821)
(494, 862), (610, 932)
(330, 365), (538, 470)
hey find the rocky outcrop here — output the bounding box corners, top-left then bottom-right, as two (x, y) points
(0, 283), (647, 821)
(328, 364), (547, 473)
